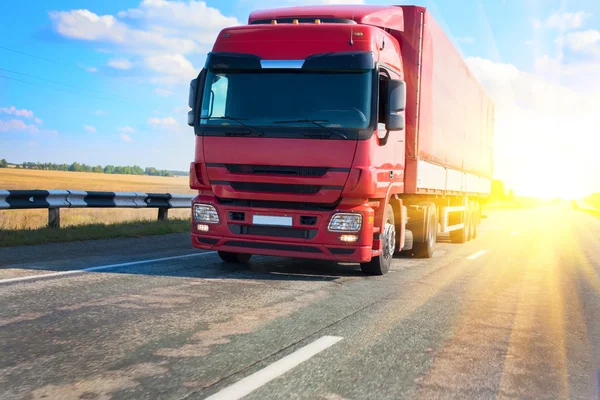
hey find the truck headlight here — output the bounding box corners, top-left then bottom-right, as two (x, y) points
(193, 204), (219, 223)
(328, 213), (362, 232)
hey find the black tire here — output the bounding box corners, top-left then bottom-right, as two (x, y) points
(398, 229), (414, 257)
(361, 204), (395, 275)
(218, 251), (252, 264)
(449, 202), (469, 244)
(470, 201), (478, 239)
(412, 202), (437, 258)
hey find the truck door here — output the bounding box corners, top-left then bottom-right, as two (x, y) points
(377, 67), (405, 191)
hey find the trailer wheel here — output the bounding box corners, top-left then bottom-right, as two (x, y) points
(470, 201), (478, 239)
(412, 202), (437, 258)
(449, 207), (469, 244)
(361, 204), (395, 275)
(218, 251), (252, 264)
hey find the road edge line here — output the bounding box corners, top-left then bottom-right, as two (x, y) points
(0, 252), (216, 285)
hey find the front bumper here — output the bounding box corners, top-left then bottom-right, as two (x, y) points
(190, 194), (375, 263)
(192, 234), (374, 263)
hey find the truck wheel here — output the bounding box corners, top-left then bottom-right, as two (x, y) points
(361, 204), (395, 275)
(412, 202), (437, 258)
(449, 208), (469, 244)
(470, 201), (478, 239)
(218, 251), (252, 264)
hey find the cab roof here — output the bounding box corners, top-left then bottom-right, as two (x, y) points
(248, 5), (405, 32)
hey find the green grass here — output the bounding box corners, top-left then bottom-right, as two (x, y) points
(0, 218), (191, 247)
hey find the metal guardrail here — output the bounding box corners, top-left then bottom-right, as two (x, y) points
(0, 190), (194, 228)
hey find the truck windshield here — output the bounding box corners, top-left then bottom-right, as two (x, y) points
(199, 70), (373, 130)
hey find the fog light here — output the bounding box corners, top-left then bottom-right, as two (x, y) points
(339, 234), (358, 243)
(193, 204), (219, 223)
(328, 213), (362, 232)
(196, 224), (209, 232)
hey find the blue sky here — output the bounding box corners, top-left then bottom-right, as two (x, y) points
(1, 0), (599, 196)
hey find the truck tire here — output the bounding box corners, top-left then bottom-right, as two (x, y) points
(470, 201), (478, 239)
(218, 251), (252, 264)
(449, 207), (469, 244)
(361, 204), (395, 275)
(412, 202), (437, 258)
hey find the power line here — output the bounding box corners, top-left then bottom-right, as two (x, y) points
(0, 67), (127, 103)
(0, 45), (64, 66)
(0, 45), (157, 89)
(0, 73), (129, 104)
(0, 74), (36, 85)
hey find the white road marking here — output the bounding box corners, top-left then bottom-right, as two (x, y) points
(0, 252), (216, 285)
(205, 335), (344, 400)
(467, 250), (488, 260)
(510, 232), (519, 236)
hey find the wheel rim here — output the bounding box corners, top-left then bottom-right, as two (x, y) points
(383, 218), (396, 260)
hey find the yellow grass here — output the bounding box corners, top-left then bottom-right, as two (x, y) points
(0, 169), (196, 230)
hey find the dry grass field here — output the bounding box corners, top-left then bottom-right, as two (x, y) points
(1, 169), (196, 230)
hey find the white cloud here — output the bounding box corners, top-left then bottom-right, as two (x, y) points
(120, 133), (133, 142)
(85, 66), (98, 73)
(545, 11), (591, 30)
(84, 125), (97, 133)
(0, 119), (39, 133)
(117, 0), (239, 43)
(50, 2), (239, 88)
(148, 116), (178, 126)
(118, 125), (136, 133)
(108, 58), (134, 70)
(50, 9), (200, 53)
(564, 29), (600, 55)
(145, 53), (196, 84)
(532, 11), (591, 31)
(0, 106), (35, 119)
(34, 117), (43, 125)
(92, 110), (107, 116)
(155, 88), (173, 96)
(466, 56), (600, 197)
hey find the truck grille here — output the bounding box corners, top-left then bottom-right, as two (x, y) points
(224, 164), (329, 177)
(230, 182), (322, 194)
(229, 224), (317, 239)
(217, 198), (340, 211)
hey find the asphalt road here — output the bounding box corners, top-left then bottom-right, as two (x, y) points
(1, 203), (599, 399)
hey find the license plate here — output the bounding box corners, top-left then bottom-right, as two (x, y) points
(252, 215), (293, 227)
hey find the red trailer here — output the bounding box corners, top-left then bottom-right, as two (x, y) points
(187, 5), (494, 275)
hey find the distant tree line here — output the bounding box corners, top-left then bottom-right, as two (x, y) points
(2, 160), (187, 177)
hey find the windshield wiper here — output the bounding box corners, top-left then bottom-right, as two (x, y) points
(200, 116), (264, 136)
(273, 119), (348, 139)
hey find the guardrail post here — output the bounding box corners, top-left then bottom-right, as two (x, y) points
(158, 207), (169, 221)
(48, 208), (61, 229)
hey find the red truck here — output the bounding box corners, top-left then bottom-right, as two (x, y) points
(187, 5), (494, 275)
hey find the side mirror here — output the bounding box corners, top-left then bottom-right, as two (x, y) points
(386, 79), (406, 131)
(187, 69), (207, 127)
(187, 78), (197, 126)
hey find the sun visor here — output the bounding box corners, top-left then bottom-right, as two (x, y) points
(301, 51), (375, 71)
(204, 53), (262, 70)
(205, 51), (375, 71)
